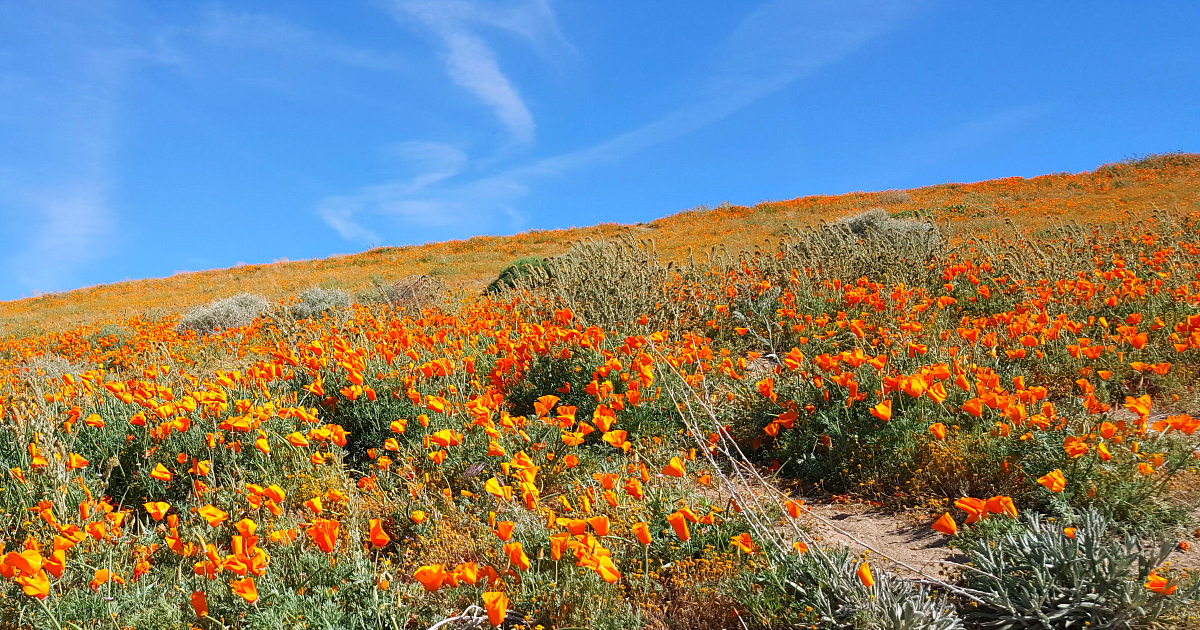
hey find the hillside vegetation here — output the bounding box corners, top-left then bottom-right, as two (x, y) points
(0, 154), (1199, 629)
(4, 154), (1199, 337)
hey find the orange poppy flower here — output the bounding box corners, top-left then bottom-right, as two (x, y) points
(869, 400), (892, 422)
(666, 511), (690, 541)
(369, 519), (390, 548)
(494, 521), (515, 541)
(662, 457), (685, 478)
(89, 568), (125, 591)
(413, 564), (446, 591)
(954, 497), (987, 524)
(533, 395), (559, 418)
(632, 522), (652, 545)
(731, 532), (755, 554)
(15, 569), (49, 599)
(144, 501), (170, 521)
(856, 562), (874, 588)
(1145, 570), (1177, 595)
(929, 423), (947, 440)
(150, 463), (172, 482)
(482, 591), (509, 627)
(307, 518), (339, 553)
(190, 591), (208, 618)
(602, 430), (630, 450)
(932, 513), (957, 535)
(593, 555), (621, 583)
(504, 541), (530, 571)
(985, 496), (1018, 518)
(587, 515), (609, 537)
(1038, 469), (1066, 492)
(1063, 436), (1089, 458)
(198, 505), (228, 527)
(230, 577), (258, 603)
(43, 550), (65, 578)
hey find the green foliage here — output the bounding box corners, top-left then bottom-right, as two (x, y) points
(958, 508), (1199, 629)
(177, 293), (269, 334)
(485, 256), (556, 295)
(758, 547), (963, 629)
(287, 287), (351, 320)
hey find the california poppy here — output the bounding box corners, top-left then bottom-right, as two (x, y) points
(666, 511), (690, 541)
(369, 519), (390, 548)
(307, 518), (339, 553)
(1145, 570), (1177, 595)
(932, 513), (957, 535)
(198, 505), (228, 527)
(662, 457), (685, 478)
(494, 521), (515, 541)
(587, 515), (609, 537)
(482, 591), (509, 626)
(190, 591), (208, 618)
(413, 564), (446, 591)
(504, 541), (531, 571)
(731, 532), (755, 554)
(1038, 469), (1066, 492)
(230, 577), (258, 604)
(856, 561), (874, 588)
(632, 522), (652, 545)
(150, 463), (172, 481)
(144, 501), (170, 521)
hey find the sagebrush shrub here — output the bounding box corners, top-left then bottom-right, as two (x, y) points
(17, 353), (88, 384)
(958, 508), (1198, 629)
(287, 287), (351, 320)
(176, 292), (269, 334)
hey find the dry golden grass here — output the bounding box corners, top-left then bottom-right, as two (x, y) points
(3, 153), (1197, 337)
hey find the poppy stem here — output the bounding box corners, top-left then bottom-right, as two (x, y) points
(34, 596), (64, 630)
(642, 543), (650, 595)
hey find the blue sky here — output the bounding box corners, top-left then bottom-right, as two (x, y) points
(1, 1), (1198, 300)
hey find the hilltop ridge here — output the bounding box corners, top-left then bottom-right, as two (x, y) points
(3, 153), (1198, 337)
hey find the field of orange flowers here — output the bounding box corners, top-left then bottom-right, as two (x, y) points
(1, 155), (1200, 629)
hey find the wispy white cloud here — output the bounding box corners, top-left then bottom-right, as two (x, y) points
(391, 0), (568, 145)
(199, 8), (407, 71)
(318, 140), (526, 241)
(0, 2), (137, 296)
(518, 0), (913, 177)
(321, 0), (914, 243)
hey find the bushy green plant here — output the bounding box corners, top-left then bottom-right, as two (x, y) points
(758, 547), (963, 629)
(485, 256), (556, 295)
(957, 508), (1198, 629)
(287, 287), (351, 320)
(177, 293), (269, 334)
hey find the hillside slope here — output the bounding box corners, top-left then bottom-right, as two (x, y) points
(2, 154), (1197, 337)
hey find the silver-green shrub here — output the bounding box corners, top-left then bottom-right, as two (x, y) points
(958, 508), (1198, 629)
(288, 287), (351, 320)
(772, 546), (963, 629)
(176, 293), (269, 334)
(18, 354), (88, 382)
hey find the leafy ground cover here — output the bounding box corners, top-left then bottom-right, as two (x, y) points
(1, 154), (1199, 629)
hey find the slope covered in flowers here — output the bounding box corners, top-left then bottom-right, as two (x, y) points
(0, 154), (1199, 629)
(3, 154), (1200, 337)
